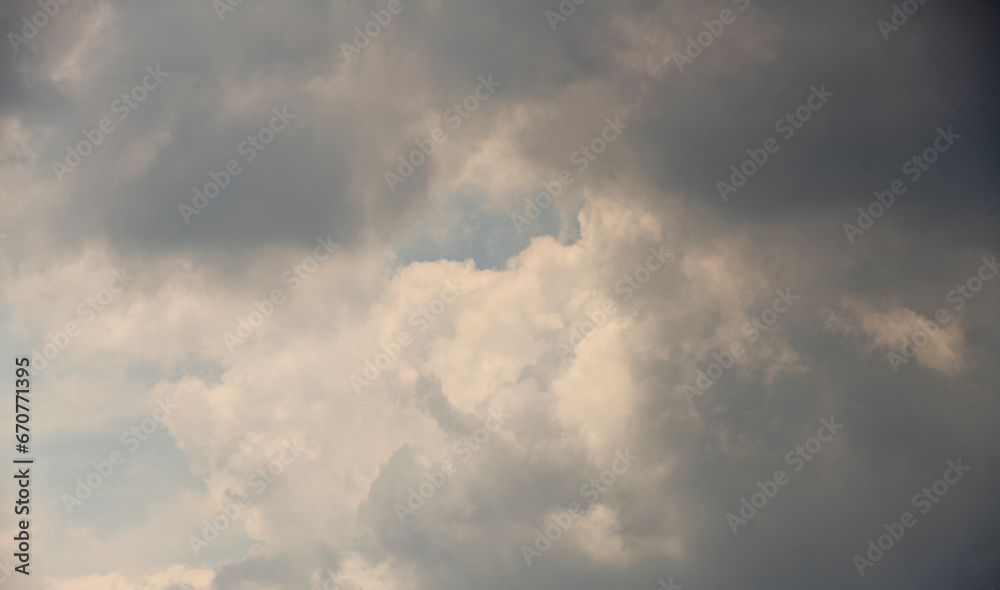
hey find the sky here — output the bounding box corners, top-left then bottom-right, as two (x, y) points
(0, 0), (999, 588)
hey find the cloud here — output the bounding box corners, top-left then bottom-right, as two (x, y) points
(1, 0), (999, 588)
(824, 297), (969, 377)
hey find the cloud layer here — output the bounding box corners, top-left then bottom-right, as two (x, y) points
(1, 0), (999, 588)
